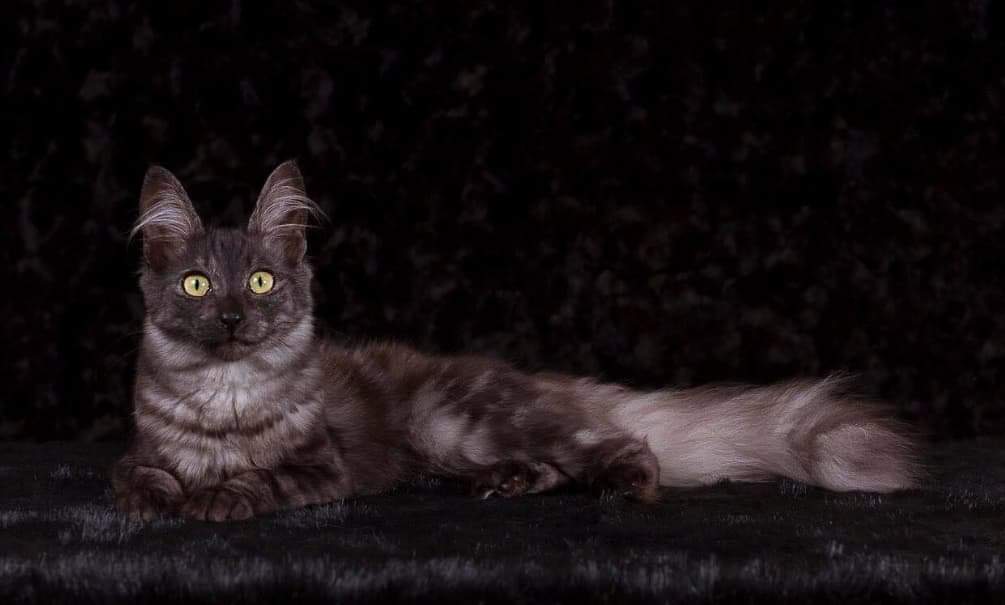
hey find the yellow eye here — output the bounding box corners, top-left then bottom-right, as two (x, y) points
(182, 274), (211, 297)
(248, 270), (275, 294)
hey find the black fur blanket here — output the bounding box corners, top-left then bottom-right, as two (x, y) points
(1, 440), (1003, 603)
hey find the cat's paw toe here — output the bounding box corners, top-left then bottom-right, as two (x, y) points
(116, 487), (178, 520)
(117, 492), (162, 521)
(182, 488), (254, 522)
(473, 461), (536, 499)
(497, 470), (531, 497)
(210, 490), (254, 521)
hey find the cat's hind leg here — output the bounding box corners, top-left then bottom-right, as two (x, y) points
(591, 439), (660, 502)
(402, 354), (661, 501)
(472, 435), (661, 502)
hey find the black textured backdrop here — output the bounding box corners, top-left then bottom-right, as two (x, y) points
(4, 1), (1005, 441)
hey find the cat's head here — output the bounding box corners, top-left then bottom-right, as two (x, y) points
(132, 161), (321, 362)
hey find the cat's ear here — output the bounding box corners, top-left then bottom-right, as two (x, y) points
(248, 160), (320, 264)
(132, 166), (204, 270)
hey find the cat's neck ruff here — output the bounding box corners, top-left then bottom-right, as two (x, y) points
(139, 316), (320, 433)
(142, 316), (315, 378)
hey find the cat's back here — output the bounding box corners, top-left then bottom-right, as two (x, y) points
(317, 339), (435, 423)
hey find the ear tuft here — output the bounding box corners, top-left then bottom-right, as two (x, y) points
(248, 160), (323, 263)
(132, 166), (203, 269)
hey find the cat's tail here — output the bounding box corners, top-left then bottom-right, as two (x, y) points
(597, 375), (921, 492)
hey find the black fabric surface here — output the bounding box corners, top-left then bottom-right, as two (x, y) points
(2, 441), (1003, 604)
(7, 1), (1005, 442)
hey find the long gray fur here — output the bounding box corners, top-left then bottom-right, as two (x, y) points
(113, 161), (921, 522)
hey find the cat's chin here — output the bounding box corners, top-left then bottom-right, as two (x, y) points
(211, 339), (258, 362)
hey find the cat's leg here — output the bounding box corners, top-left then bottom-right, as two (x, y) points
(395, 349), (661, 501)
(505, 402), (661, 502)
(586, 437), (660, 502)
(450, 412), (660, 501)
(112, 453), (186, 520)
(180, 435), (351, 522)
(181, 462), (347, 522)
(468, 437), (659, 502)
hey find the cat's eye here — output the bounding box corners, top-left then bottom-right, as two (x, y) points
(248, 270), (275, 294)
(182, 273), (211, 297)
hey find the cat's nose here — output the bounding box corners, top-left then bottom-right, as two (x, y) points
(219, 311), (243, 329)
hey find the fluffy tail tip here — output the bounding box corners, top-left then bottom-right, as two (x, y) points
(810, 420), (923, 492)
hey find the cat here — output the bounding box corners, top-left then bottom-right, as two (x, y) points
(112, 161), (921, 522)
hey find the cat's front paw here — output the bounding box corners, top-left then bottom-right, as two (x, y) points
(182, 486), (255, 522)
(114, 466), (185, 520)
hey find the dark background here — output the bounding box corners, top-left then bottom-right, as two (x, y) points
(4, 1), (1004, 441)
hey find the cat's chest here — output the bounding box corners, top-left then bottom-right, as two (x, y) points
(149, 360), (310, 486)
(186, 361), (271, 420)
